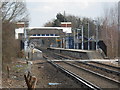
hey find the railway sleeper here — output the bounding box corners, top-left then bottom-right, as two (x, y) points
(44, 48), (120, 78)
(48, 61), (101, 90)
(65, 62), (120, 85)
(78, 61), (120, 76)
(91, 61), (120, 69)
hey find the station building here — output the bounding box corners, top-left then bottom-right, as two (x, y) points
(27, 27), (66, 48)
(15, 26), (72, 49)
(15, 22), (107, 56)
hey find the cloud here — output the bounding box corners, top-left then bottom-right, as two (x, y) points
(31, 5), (53, 12)
(26, 1), (117, 27)
(35, 2), (89, 13)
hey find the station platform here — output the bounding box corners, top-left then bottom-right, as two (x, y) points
(47, 47), (104, 59)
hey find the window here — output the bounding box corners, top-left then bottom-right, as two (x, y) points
(50, 34), (54, 36)
(37, 34), (40, 36)
(33, 34), (36, 36)
(46, 34), (49, 36)
(42, 34), (45, 36)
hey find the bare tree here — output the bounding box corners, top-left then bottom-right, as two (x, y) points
(2, 1), (29, 23)
(1, 1), (29, 69)
(101, 4), (118, 58)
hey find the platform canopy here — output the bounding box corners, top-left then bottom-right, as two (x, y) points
(27, 27), (72, 33)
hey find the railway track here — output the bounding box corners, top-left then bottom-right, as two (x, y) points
(72, 61), (120, 81)
(37, 47), (120, 89)
(53, 61), (120, 88)
(42, 55), (101, 89)
(76, 61), (120, 75)
(41, 47), (120, 75)
(88, 61), (120, 70)
(45, 49), (120, 77)
(48, 61), (101, 90)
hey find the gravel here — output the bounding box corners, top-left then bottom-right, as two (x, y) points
(55, 62), (120, 88)
(31, 60), (82, 88)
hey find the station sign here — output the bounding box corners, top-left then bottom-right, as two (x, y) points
(56, 39), (61, 42)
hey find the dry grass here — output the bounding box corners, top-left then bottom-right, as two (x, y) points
(2, 22), (21, 70)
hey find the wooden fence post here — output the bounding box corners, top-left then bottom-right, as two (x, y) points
(24, 72), (37, 90)
(7, 66), (10, 78)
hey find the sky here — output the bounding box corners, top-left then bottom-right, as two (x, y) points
(26, 0), (119, 27)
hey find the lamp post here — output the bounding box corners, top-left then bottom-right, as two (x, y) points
(87, 22), (90, 50)
(96, 22), (98, 50)
(24, 21), (29, 53)
(77, 28), (81, 49)
(74, 29), (76, 49)
(24, 22), (27, 52)
(23, 21), (29, 60)
(76, 29), (78, 49)
(81, 25), (84, 50)
(93, 20), (98, 50)
(76, 25), (84, 50)
(85, 22), (90, 50)
(73, 26), (83, 50)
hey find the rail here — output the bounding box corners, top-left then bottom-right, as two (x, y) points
(48, 60), (101, 90)
(77, 61), (120, 76)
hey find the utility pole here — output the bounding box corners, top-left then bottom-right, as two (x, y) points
(77, 29), (79, 49)
(88, 22), (90, 50)
(24, 22), (27, 52)
(65, 22), (68, 49)
(23, 21), (29, 59)
(96, 21), (98, 50)
(81, 25), (84, 50)
(74, 29), (76, 49)
(56, 37), (57, 48)
(93, 20), (98, 50)
(77, 28), (81, 49)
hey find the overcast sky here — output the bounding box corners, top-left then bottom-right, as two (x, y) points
(26, 0), (119, 27)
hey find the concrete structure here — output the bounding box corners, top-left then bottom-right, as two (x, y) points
(27, 27), (66, 48)
(60, 22), (72, 33)
(28, 27), (65, 38)
(60, 22), (72, 48)
(16, 22), (29, 53)
(29, 48), (43, 60)
(47, 47), (104, 59)
(15, 26), (72, 49)
(15, 28), (24, 39)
